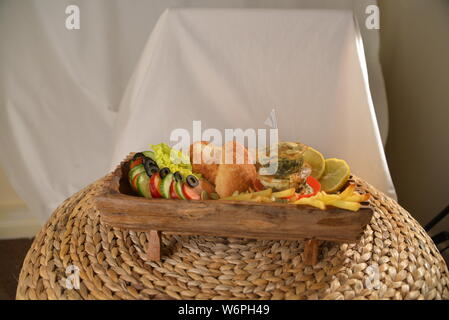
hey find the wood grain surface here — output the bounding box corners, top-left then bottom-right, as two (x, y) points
(94, 154), (373, 243)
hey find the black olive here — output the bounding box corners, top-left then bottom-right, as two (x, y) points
(132, 152), (145, 161)
(159, 167), (171, 179)
(143, 158), (159, 177)
(186, 175), (199, 188)
(144, 156), (157, 167)
(173, 171), (183, 182)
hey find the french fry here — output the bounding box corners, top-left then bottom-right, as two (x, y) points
(222, 183), (368, 212)
(328, 200), (361, 211)
(272, 188), (295, 199)
(262, 196), (275, 203)
(222, 188), (272, 201)
(294, 197), (326, 210)
(344, 193), (370, 202)
(293, 185), (368, 211)
(222, 193), (253, 201)
(339, 184), (356, 199)
(251, 188), (273, 198)
(250, 196), (273, 203)
(315, 192), (340, 202)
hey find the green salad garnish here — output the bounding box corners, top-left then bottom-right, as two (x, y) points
(149, 143), (200, 179)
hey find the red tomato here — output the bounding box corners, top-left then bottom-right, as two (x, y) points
(295, 176), (321, 200)
(149, 173), (162, 198)
(170, 181), (179, 199)
(182, 184), (201, 200)
(129, 157), (143, 170)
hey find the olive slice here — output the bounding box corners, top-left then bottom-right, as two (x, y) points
(143, 158), (159, 177)
(145, 157), (157, 167)
(209, 192), (220, 200)
(186, 175), (199, 188)
(159, 167), (171, 179)
(200, 191), (209, 200)
(173, 171), (183, 182)
(132, 152), (145, 161)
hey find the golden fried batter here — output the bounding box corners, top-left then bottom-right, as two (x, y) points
(190, 141), (258, 197)
(214, 141), (258, 198)
(189, 141), (220, 184)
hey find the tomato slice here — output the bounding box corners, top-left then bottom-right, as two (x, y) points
(182, 184), (200, 200)
(170, 181), (179, 199)
(129, 157), (143, 170)
(295, 176), (321, 200)
(149, 173), (162, 198)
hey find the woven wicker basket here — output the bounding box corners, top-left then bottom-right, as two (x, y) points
(16, 173), (449, 300)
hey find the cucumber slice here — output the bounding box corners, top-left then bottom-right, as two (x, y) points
(137, 174), (152, 199)
(160, 173), (173, 199)
(143, 151), (155, 160)
(128, 164), (145, 186)
(175, 181), (186, 200)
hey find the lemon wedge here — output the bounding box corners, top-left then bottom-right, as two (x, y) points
(302, 147), (325, 179)
(319, 158), (351, 193)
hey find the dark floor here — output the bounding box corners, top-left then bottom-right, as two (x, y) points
(0, 238), (33, 300)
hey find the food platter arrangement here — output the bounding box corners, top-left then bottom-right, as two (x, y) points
(95, 141), (373, 265)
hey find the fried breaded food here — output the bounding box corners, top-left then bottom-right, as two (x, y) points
(189, 141), (258, 197)
(215, 164), (258, 197)
(221, 140), (256, 165)
(189, 141), (220, 184)
(214, 141), (258, 198)
(193, 179), (216, 195)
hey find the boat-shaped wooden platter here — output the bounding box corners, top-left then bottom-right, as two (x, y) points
(94, 154), (373, 265)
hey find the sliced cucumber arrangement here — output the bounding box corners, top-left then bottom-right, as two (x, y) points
(136, 174), (152, 199)
(128, 149), (205, 201)
(142, 150), (155, 160)
(160, 173), (173, 199)
(175, 181), (186, 200)
(128, 164), (146, 190)
(129, 164), (145, 180)
(159, 167), (171, 179)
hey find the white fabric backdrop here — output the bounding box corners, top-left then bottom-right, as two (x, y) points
(111, 8), (395, 198)
(0, 0), (391, 222)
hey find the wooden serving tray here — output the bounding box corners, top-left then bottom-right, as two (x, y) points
(94, 154), (373, 265)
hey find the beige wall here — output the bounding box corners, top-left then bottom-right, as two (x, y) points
(379, 0), (449, 235)
(0, 166), (24, 207)
(0, 166), (41, 239)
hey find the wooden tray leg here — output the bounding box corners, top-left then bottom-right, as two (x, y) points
(147, 230), (161, 261)
(304, 239), (321, 265)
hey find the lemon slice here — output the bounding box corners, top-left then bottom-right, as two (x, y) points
(302, 147), (325, 179)
(319, 158), (351, 193)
